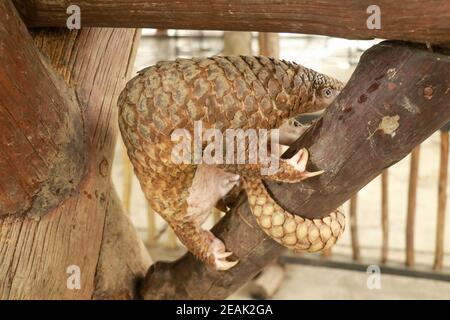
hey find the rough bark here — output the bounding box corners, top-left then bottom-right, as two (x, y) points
(0, 0), (150, 299)
(12, 0), (450, 46)
(141, 41), (450, 299)
(0, 0), (85, 218)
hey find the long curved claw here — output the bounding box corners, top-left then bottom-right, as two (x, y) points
(215, 259), (239, 271)
(215, 251), (234, 259)
(301, 169), (325, 179)
(208, 236), (239, 271)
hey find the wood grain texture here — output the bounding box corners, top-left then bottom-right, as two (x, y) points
(140, 41), (450, 299)
(12, 0), (450, 46)
(0, 0), (85, 218)
(0, 16), (150, 298)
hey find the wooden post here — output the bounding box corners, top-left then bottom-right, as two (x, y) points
(406, 146), (420, 267)
(0, 1), (150, 299)
(381, 170), (389, 264)
(140, 42), (450, 299)
(433, 131), (449, 270)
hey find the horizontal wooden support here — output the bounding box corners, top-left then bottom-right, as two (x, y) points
(141, 41), (450, 299)
(12, 0), (450, 45)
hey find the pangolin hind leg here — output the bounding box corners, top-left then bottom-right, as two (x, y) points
(165, 165), (239, 270)
(184, 164), (240, 270)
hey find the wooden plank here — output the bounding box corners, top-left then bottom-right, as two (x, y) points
(433, 131), (449, 271)
(140, 41), (450, 299)
(12, 0), (450, 46)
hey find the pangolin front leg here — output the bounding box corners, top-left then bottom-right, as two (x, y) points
(118, 55), (345, 270)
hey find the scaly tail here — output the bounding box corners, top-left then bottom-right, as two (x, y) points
(244, 178), (345, 252)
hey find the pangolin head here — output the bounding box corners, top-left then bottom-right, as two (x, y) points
(293, 68), (345, 115)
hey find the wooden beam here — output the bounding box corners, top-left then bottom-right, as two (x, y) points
(12, 0), (450, 46)
(140, 41), (450, 299)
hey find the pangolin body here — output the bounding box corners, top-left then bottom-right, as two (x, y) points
(118, 55), (345, 270)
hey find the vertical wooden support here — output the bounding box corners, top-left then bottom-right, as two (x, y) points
(349, 195), (360, 261)
(258, 32), (279, 57)
(381, 170), (389, 263)
(434, 131), (449, 270)
(406, 146), (420, 267)
(223, 31), (252, 55)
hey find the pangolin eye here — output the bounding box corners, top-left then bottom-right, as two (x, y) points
(323, 88), (333, 98)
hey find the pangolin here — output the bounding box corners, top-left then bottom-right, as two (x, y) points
(118, 55), (345, 270)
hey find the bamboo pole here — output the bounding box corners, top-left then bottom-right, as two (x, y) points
(349, 195), (360, 261)
(121, 144), (133, 215)
(166, 226), (178, 249)
(406, 146), (420, 267)
(213, 208), (222, 224)
(258, 32), (279, 58)
(381, 170), (389, 264)
(147, 204), (157, 247)
(433, 131), (449, 270)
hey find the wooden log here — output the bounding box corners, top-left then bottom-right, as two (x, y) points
(12, 0), (450, 46)
(433, 131), (449, 271)
(140, 41), (450, 299)
(0, 0), (85, 218)
(406, 146), (420, 267)
(349, 195), (361, 261)
(381, 170), (389, 264)
(0, 1), (150, 298)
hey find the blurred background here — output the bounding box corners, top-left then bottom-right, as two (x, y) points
(112, 30), (450, 299)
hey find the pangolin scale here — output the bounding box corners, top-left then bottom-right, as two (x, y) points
(118, 55), (345, 270)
